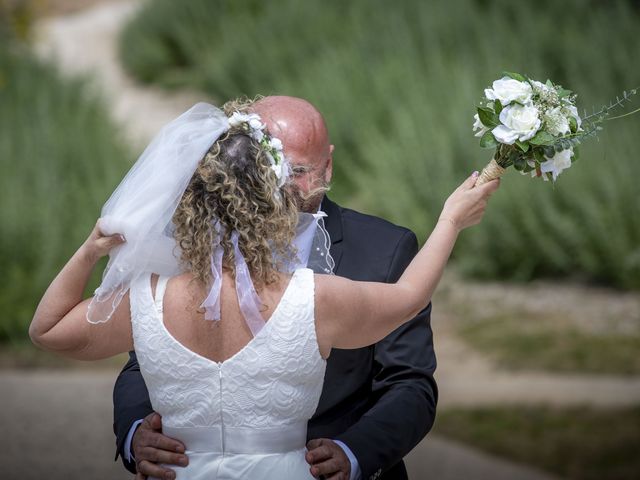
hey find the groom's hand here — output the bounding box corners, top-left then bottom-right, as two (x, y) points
(132, 412), (188, 480)
(306, 438), (351, 480)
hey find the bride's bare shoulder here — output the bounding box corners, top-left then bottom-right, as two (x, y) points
(151, 272), (203, 298)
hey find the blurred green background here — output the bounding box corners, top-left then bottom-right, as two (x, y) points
(119, 0), (640, 288)
(2, 0), (639, 478)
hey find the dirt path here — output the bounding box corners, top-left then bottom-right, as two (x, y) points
(0, 370), (558, 480)
(35, 0), (205, 150)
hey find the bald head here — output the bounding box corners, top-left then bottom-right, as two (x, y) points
(253, 96), (331, 158)
(253, 96), (334, 212)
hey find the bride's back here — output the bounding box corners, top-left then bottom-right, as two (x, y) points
(155, 271), (293, 364)
(130, 267), (325, 479)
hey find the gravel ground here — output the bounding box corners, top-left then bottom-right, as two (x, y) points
(0, 369), (558, 480)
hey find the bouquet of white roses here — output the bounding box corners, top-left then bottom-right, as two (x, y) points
(473, 72), (638, 185)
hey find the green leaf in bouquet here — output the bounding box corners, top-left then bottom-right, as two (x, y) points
(480, 130), (499, 148)
(502, 71), (527, 82)
(546, 79), (554, 89)
(522, 155), (535, 173)
(512, 155), (527, 171)
(529, 131), (555, 146)
(533, 147), (545, 163)
(494, 99), (503, 116)
(515, 140), (530, 152)
(477, 106), (499, 128)
(554, 138), (572, 153)
(572, 146), (580, 163)
(569, 116), (578, 133)
(543, 146), (556, 158)
(558, 88), (573, 99)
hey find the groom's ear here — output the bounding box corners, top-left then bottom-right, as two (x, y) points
(324, 145), (334, 183)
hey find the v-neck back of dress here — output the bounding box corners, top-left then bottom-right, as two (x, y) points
(151, 270), (302, 368)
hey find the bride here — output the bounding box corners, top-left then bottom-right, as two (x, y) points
(30, 99), (499, 479)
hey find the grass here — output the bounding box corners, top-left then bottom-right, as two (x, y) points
(456, 313), (640, 375)
(434, 406), (640, 480)
(119, 0), (640, 289)
(0, 44), (131, 342)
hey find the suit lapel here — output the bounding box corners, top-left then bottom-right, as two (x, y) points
(320, 196), (344, 273)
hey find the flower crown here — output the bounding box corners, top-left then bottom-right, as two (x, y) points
(228, 111), (289, 187)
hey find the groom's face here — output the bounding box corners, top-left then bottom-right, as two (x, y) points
(253, 97), (335, 212)
(256, 108), (334, 213)
(284, 141), (334, 213)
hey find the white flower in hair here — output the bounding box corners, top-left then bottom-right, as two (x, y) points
(248, 116), (264, 130)
(227, 110), (289, 187)
(228, 111), (249, 128)
(229, 112), (265, 132)
(251, 129), (265, 142)
(269, 137), (283, 151)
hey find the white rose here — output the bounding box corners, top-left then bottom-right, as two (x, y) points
(492, 104), (541, 144)
(485, 77), (533, 106)
(543, 106), (570, 136)
(540, 148), (573, 181)
(472, 113), (489, 138)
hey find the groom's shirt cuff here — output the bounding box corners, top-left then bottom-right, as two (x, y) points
(333, 440), (362, 480)
(124, 419), (144, 462)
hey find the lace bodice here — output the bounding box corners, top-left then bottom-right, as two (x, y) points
(130, 268), (326, 432)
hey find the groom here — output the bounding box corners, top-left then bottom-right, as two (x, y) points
(112, 96), (438, 480)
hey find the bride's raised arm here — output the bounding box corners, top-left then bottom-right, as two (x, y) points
(315, 173), (499, 353)
(29, 221), (133, 360)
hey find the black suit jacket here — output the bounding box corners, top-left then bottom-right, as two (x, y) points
(113, 197), (438, 480)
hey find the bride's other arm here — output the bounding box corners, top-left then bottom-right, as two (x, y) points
(315, 173), (499, 353)
(29, 220), (132, 360)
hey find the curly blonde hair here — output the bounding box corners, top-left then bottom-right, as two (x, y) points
(172, 98), (299, 290)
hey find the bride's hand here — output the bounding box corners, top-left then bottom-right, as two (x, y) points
(439, 172), (500, 232)
(80, 219), (126, 263)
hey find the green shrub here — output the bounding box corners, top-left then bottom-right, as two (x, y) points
(0, 48), (130, 342)
(119, 0), (640, 288)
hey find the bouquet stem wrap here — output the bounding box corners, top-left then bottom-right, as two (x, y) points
(476, 158), (506, 186)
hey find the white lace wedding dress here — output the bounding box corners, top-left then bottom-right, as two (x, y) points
(130, 268), (326, 479)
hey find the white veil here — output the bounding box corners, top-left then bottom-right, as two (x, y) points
(87, 103), (333, 332)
